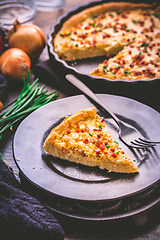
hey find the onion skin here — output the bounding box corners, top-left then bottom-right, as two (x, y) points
(7, 20), (46, 60)
(0, 48), (31, 81)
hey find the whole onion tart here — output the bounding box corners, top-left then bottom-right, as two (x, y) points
(48, 0), (160, 109)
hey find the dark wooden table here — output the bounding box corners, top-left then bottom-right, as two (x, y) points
(1, 1), (160, 239)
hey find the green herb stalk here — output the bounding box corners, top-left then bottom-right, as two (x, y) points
(0, 72), (58, 147)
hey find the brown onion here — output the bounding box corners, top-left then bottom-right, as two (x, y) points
(6, 20), (46, 60)
(0, 48), (31, 81)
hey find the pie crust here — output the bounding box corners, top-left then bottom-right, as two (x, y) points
(43, 107), (138, 173)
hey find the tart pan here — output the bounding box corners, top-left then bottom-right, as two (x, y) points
(47, 0), (160, 111)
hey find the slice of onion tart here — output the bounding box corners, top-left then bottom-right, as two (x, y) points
(43, 107), (138, 173)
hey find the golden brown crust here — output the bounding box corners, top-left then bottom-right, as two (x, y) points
(43, 107), (139, 173)
(54, 2), (155, 39)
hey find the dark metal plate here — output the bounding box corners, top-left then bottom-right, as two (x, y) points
(13, 94), (160, 201)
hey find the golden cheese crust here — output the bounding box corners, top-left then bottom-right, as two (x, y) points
(53, 2), (160, 80)
(43, 107), (138, 173)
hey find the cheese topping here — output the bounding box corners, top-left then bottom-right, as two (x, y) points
(43, 107), (138, 173)
(54, 4), (160, 80)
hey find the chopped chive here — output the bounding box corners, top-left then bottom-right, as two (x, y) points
(114, 141), (119, 145)
(116, 151), (119, 154)
(0, 72), (58, 148)
(139, 51), (142, 55)
(109, 13), (114, 17)
(132, 19), (137, 23)
(103, 69), (108, 73)
(60, 33), (64, 37)
(75, 44), (78, 47)
(124, 70), (131, 74)
(117, 11), (121, 15)
(140, 42), (149, 47)
(89, 132), (93, 136)
(99, 125), (102, 129)
(106, 144), (110, 148)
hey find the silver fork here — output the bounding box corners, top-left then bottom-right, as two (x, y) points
(66, 74), (160, 148)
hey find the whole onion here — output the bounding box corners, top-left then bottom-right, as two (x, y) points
(6, 20), (46, 60)
(0, 48), (31, 81)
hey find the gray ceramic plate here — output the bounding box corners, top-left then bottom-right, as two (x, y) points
(13, 94), (160, 201)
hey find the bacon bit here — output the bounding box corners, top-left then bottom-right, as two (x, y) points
(62, 147), (68, 153)
(134, 71), (142, 76)
(121, 151), (125, 154)
(100, 145), (105, 151)
(104, 142), (108, 146)
(85, 127), (90, 131)
(103, 33), (111, 38)
(150, 60), (154, 65)
(91, 29), (97, 34)
(110, 148), (115, 152)
(133, 54), (144, 65)
(103, 60), (108, 65)
(66, 129), (71, 134)
(76, 124), (80, 128)
(101, 117), (105, 122)
(130, 44), (134, 48)
(93, 128), (102, 131)
(95, 149), (101, 154)
(76, 129), (80, 133)
(80, 129), (85, 133)
(84, 138), (89, 144)
(97, 133), (103, 139)
(104, 151), (108, 155)
(78, 33), (87, 39)
(142, 68), (155, 77)
(131, 29), (137, 34)
(95, 141), (101, 148)
(111, 153), (117, 158)
(130, 63), (134, 68)
(120, 23), (127, 30)
(74, 31), (77, 34)
(128, 50), (132, 54)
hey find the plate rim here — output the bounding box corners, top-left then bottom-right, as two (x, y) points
(13, 94), (160, 202)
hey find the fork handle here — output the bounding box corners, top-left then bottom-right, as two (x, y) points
(66, 74), (120, 126)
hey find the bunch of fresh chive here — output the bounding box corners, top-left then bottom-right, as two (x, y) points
(0, 72), (58, 147)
